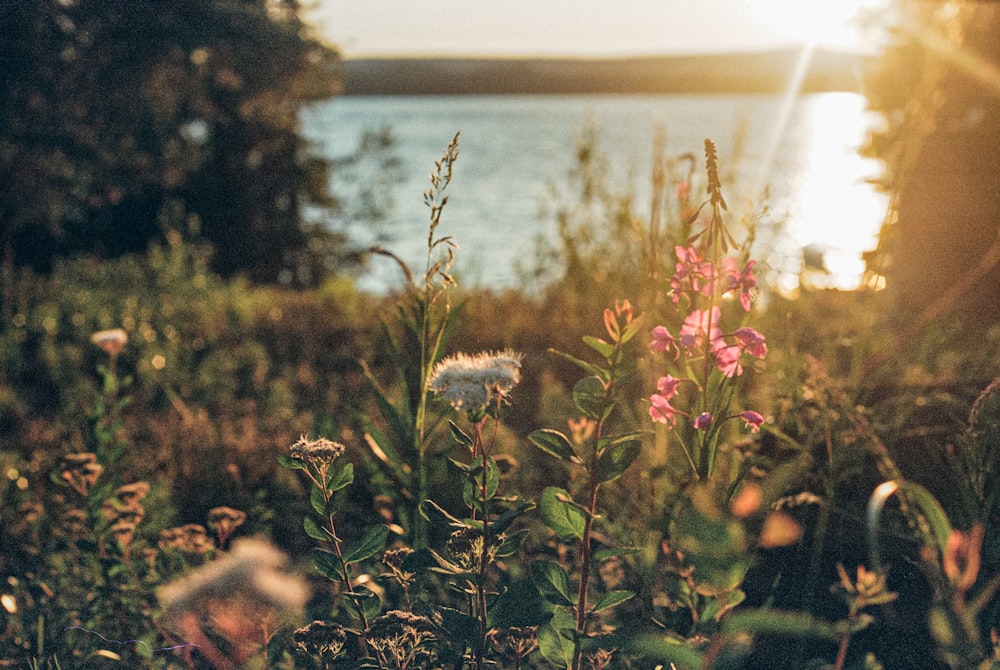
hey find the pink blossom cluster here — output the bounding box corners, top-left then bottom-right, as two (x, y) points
(669, 246), (758, 311)
(648, 246), (767, 434)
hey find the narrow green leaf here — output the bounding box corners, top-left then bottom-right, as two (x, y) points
(594, 436), (642, 484)
(619, 313), (646, 345)
(582, 335), (615, 360)
(593, 546), (640, 563)
(326, 462), (354, 492)
(867, 479), (953, 569)
(310, 485), (328, 516)
(591, 589), (635, 614)
(628, 634), (704, 669)
(495, 528), (531, 558)
(490, 500), (536, 535)
(720, 609), (841, 642)
(311, 548), (343, 580)
(531, 560), (577, 607)
(343, 525), (389, 564)
(529, 429), (582, 464)
(573, 375), (611, 420)
(277, 455), (306, 470)
(303, 515), (328, 541)
(539, 486), (585, 541)
(419, 499), (469, 529)
(449, 421), (474, 448)
(548, 348), (606, 379)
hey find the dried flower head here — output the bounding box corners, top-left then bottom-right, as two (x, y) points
(428, 349), (524, 411)
(289, 435), (346, 464)
(159, 523), (215, 555)
(294, 620), (348, 662)
(488, 626), (538, 662)
(447, 526), (505, 572)
(381, 546), (416, 585)
(60, 453), (103, 496)
(91, 328), (128, 357)
(60, 508), (89, 540)
(114, 481), (150, 504)
(111, 520), (138, 548)
(366, 610), (437, 667)
(102, 499), (146, 525)
(207, 506), (247, 547)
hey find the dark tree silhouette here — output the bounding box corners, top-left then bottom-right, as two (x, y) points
(0, 0), (342, 283)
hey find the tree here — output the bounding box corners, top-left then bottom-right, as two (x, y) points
(865, 1), (1000, 334)
(0, 0), (342, 283)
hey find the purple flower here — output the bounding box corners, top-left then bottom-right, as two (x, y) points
(739, 410), (765, 433)
(694, 412), (713, 430)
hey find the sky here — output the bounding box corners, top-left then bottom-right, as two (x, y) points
(307, 0), (890, 59)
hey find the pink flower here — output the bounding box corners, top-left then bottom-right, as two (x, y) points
(656, 375), (680, 398)
(734, 327), (767, 358)
(739, 410), (765, 432)
(671, 246), (716, 302)
(721, 258), (758, 311)
(649, 393), (678, 426)
(680, 307), (722, 354)
(650, 326), (676, 355)
(694, 412), (713, 430)
(714, 344), (743, 377)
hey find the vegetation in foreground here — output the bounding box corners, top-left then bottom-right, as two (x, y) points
(2, 128), (1000, 670)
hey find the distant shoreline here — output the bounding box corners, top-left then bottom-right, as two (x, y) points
(339, 49), (868, 96)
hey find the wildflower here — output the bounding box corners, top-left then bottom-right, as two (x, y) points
(102, 498), (146, 525)
(738, 410), (765, 433)
(59, 452), (103, 496)
(294, 620), (348, 663)
(207, 506), (247, 548)
(159, 523), (215, 556)
(603, 299), (635, 342)
(943, 523), (984, 592)
(713, 344), (743, 377)
(91, 328), (128, 357)
(649, 393), (678, 426)
(650, 325), (677, 355)
(488, 626), (538, 664)
(428, 349), (523, 411)
(734, 327), (767, 358)
(159, 538), (308, 666)
(694, 412), (713, 430)
(679, 307), (722, 354)
(289, 435), (346, 464)
(447, 526), (505, 572)
(111, 520), (138, 549)
(114, 481), (150, 504)
(366, 610), (437, 667)
(381, 546), (416, 585)
(670, 246), (715, 303)
(721, 257), (758, 311)
(569, 417), (597, 446)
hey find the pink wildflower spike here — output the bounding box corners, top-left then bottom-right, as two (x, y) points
(739, 410), (765, 432)
(650, 326), (676, 354)
(694, 412), (713, 430)
(734, 327), (768, 358)
(649, 393), (678, 426)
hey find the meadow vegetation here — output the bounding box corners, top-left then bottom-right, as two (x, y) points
(3, 119), (1000, 670)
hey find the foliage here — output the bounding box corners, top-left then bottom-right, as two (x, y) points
(0, 0), (342, 284)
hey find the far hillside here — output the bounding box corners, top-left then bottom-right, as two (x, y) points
(340, 49), (867, 95)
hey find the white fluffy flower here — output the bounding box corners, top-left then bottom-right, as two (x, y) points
(428, 349), (524, 410)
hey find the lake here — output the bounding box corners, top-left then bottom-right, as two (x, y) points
(300, 93), (888, 294)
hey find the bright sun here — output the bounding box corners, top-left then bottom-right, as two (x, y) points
(748, 0), (889, 52)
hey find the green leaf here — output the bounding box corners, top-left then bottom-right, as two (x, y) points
(343, 525), (389, 564)
(495, 528), (531, 558)
(594, 434), (642, 484)
(277, 455), (306, 470)
(311, 548), (343, 580)
(573, 375), (611, 420)
(628, 634), (704, 669)
(583, 335), (615, 360)
(593, 546), (639, 563)
(619, 313), (646, 345)
(326, 462), (354, 492)
(462, 457), (500, 511)
(449, 421), (473, 448)
(548, 347), (606, 380)
(490, 500), (536, 535)
(867, 479), (953, 570)
(531, 560), (577, 607)
(720, 609), (841, 642)
(419, 499), (469, 529)
(489, 579), (553, 628)
(303, 515), (329, 541)
(539, 486), (585, 541)
(591, 589), (635, 614)
(310, 485), (328, 516)
(538, 619), (576, 668)
(529, 429), (582, 464)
